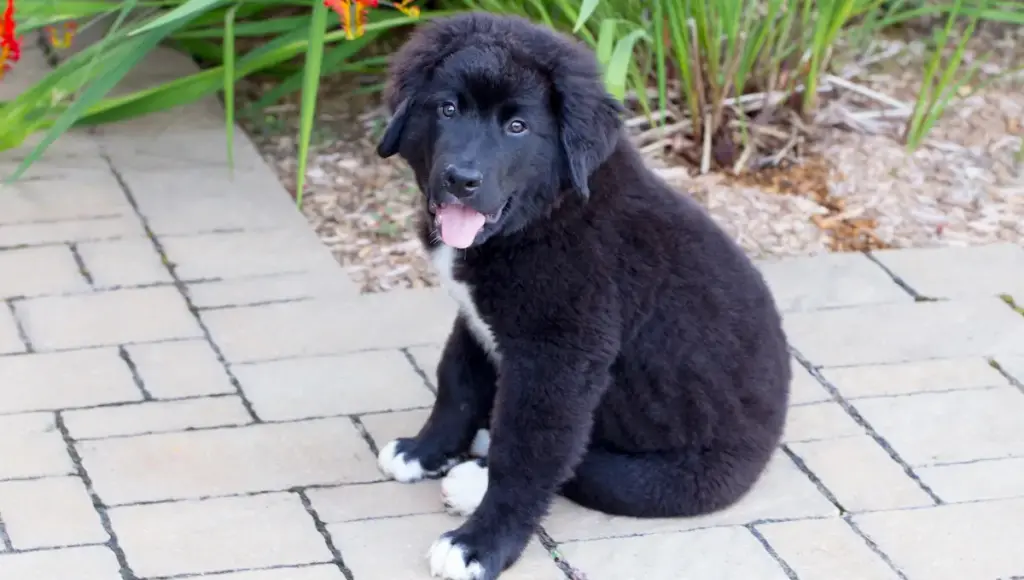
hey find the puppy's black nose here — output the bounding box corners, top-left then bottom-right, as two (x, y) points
(443, 165), (483, 198)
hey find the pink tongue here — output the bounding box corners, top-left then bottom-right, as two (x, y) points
(437, 205), (486, 248)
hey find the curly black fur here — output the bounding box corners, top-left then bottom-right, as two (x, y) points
(375, 12), (791, 579)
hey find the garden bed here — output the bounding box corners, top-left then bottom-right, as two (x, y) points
(240, 22), (1024, 294)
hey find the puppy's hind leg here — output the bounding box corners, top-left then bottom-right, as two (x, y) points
(559, 444), (773, 518)
(377, 316), (497, 483)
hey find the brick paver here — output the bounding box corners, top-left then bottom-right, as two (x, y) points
(822, 356), (1008, 398)
(558, 526), (792, 580)
(0, 476), (107, 549)
(853, 387), (1024, 465)
(788, 436), (936, 511)
(63, 396), (252, 439)
(0, 246), (90, 298)
(0, 349), (142, 413)
(76, 238), (174, 288)
(15, 287), (203, 350)
(124, 339), (238, 398)
(2, 36), (1023, 580)
(757, 518), (902, 580)
(854, 498), (1024, 580)
(0, 413), (74, 480)
(755, 252), (913, 311)
(0, 546), (122, 580)
(873, 242), (1024, 299)
(0, 307), (26, 355)
(109, 493), (333, 577)
(782, 401), (863, 442)
(785, 296), (1024, 366)
(233, 350), (436, 420)
(78, 419), (379, 505)
(916, 456), (1024, 502)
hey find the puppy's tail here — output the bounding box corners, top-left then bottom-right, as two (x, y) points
(558, 444), (771, 518)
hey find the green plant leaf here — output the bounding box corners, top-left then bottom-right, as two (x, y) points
(604, 28), (649, 101)
(7, 29), (179, 182)
(223, 3), (239, 172)
(129, 0), (229, 36)
(294, 0), (330, 207)
(595, 19), (617, 67)
(573, 0), (601, 32)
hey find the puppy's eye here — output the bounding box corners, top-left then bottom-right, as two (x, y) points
(506, 119), (528, 134)
(439, 102), (457, 118)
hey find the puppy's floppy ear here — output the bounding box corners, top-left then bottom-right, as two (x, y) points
(555, 75), (625, 198)
(375, 97), (412, 159)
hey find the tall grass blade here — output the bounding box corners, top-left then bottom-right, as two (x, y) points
(130, 0), (228, 36)
(573, 0), (601, 33)
(294, 0), (330, 206)
(605, 28), (649, 101)
(223, 3), (239, 173)
(7, 32), (174, 182)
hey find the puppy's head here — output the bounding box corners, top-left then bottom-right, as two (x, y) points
(376, 13), (623, 249)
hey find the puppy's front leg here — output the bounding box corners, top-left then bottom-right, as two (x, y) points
(378, 316), (497, 483)
(428, 348), (609, 580)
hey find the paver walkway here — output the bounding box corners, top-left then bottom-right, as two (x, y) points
(3, 34), (1024, 580)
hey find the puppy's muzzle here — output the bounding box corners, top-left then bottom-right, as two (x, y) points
(442, 165), (483, 200)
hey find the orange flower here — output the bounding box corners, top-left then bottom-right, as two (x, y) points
(1, 0), (21, 78)
(390, 0), (420, 19)
(324, 0), (367, 40)
(324, 0), (419, 40)
(45, 21), (78, 49)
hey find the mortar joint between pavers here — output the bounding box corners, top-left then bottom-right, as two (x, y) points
(0, 214), (124, 230)
(745, 524), (801, 580)
(349, 416), (380, 458)
(401, 347), (438, 395)
(863, 251), (938, 302)
(536, 526), (590, 580)
(1, 541), (109, 556)
(296, 488), (357, 580)
(918, 454), (1024, 469)
(553, 513), (839, 545)
(998, 294), (1024, 317)
(0, 278), (225, 303)
(0, 375), (228, 420)
(788, 347), (945, 505)
(67, 242), (96, 286)
(117, 345), (154, 401)
(5, 298), (35, 353)
(0, 514), (14, 551)
(145, 562), (339, 580)
(0, 473), (73, 485)
(53, 411), (140, 580)
(101, 155), (262, 424)
(841, 514), (910, 580)
(100, 479), (392, 512)
(0, 235), (122, 254)
(780, 444), (847, 514)
(195, 296), (312, 312)
(61, 409), (428, 444)
(987, 357), (1024, 395)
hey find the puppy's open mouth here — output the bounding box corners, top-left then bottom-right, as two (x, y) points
(429, 199), (510, 249)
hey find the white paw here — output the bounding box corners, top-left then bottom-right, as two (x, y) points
(428, 536), (486, 580)
(469, 429), (490, 458)
(377, 440), (425, 483)
(441, 461), (488, 516)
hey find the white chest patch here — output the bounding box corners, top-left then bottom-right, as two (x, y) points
(430, 245), (501, 363)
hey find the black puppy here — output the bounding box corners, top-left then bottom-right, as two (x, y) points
(374, 12), (791, 580)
